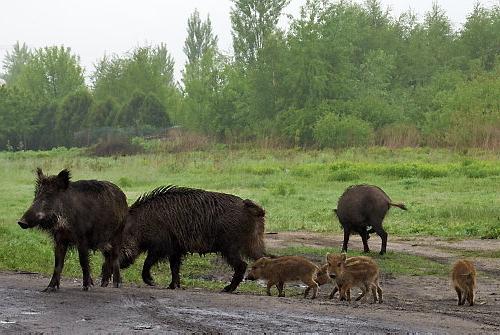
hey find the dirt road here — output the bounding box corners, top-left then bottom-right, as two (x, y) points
(1, 233), (499, 334)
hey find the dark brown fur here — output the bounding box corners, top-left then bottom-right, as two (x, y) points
(335, 184), (407, 255)
(18, 168), (128, 291)
(246, 256), (319, 299)
(120, 186), (266, 292)
(326, 253), (383, 303)
(452, 259), (476, 306)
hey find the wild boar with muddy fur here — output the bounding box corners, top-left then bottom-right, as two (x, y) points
(452, 259), (476, 306)
(326, 255), (376, 299)
(335, 184), (407, 255)
(245, 256), (320, 298)
(120, 185), (266, 292)
(18, 168), (128, 291)
(326, 253), (383, 303)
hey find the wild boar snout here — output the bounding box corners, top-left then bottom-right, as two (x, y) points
(18, 219), (29, 229)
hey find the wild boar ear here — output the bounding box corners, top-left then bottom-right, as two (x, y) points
(36, 167), (44, 180)
(340, 253), (347, 262)
(326, 253), (331, 262)
(56, 169), (71, 190)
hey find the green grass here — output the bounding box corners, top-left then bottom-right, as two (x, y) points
(0, 146), (498, 290)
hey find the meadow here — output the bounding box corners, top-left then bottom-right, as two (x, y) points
(0, 146), (498, 289)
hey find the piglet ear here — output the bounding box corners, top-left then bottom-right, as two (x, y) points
(56, 169), (71, 190)
(340, 253), (347, 261)
(36, 167), (44, 180)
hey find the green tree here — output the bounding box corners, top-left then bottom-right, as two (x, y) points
(0, 86), (37, 149)
(1, 42), (31, 84)
(15, 46), (85, 102)
(56, 89), (94, 145)
(230, 0), (289, 64)
(184, 9), (218, 64)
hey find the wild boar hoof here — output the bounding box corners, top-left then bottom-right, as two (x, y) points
(82, 285), (90, 291)
(222, 285), (235, 293)
(144, 279), (155, 286)
(42, 286), (58, 293)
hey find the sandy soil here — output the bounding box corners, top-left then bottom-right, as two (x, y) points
(1, 233), (499, 334)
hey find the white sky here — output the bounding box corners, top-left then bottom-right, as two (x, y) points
(0, 0), (493, 82)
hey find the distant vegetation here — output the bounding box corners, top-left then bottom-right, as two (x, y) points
(0, 0), (499, 150)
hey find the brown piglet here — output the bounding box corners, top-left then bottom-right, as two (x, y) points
(452, 260), (476, 306)
(246, 256), (320, 299)
(326, 253), (382, 303)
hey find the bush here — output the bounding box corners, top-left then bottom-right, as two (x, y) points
(313, 113), (374, 148)
(88, 136), (144, 156)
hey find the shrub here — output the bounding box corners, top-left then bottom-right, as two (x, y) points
(313, 113), (374, 148)
(88, 136), (144, 156)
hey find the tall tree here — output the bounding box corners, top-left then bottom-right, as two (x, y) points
(1, 42), (31, 84)
(230, 0), (289, 64)
(184, 9), (218, 65)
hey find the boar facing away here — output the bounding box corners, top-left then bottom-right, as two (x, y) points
(335, 184), (407, 255)
(326, 253), (383, 303)
(18, 168), (128, 291)
(246, 256), (320, 298)
(452, 259), (476, 306)
(120, 186), (266, 292)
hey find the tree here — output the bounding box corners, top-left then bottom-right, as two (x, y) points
(56, 89), (94, 146)
(15, 46), (85, 102)
(1, 42), (31, 84)
(0, 86), (37, 149)
(92, 44), (178, 112)
(230, 0), (290, 64)
(184, 9), (218, 65)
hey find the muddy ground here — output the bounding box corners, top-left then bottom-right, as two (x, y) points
(1, 233), (499, 334)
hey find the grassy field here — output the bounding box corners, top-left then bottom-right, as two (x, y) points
(0, 146), (498, 289)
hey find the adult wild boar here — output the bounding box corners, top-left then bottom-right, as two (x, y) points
(120, 185), (266, 293)
(335, 184), (407, 255)
(18, 168), (128, 291)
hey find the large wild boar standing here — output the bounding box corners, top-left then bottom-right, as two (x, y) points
(18, 169), (128, 291)
(120, 186), (266, 293)
(335, 184), (407, 255)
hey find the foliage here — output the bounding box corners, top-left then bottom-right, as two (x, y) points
(313, 113), (374, 148)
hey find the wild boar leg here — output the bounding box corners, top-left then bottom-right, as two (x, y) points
(168, 253), (182, 289)
(303, 279), (318, 299)
(376, 283), (383, 303)
(44, 242), (68, 292)
(100, 251), (112, 287)
(266, 280), (276, 296)
(360, 231), (370, 253)
(142, 252), (159, 286)
(77, 243), (92, 291)
(341, 226), (351, 252)
(222, 253), (247, 293)
(277, 281), (285, 297)
(372, 222), (388, 255)
(111, 245), (121, 288)
(328, 285), (339, 299)
(467, 289), (474, 306)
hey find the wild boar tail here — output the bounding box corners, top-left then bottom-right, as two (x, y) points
(243, 199), (266, 217)
(390, 202), (407, 211)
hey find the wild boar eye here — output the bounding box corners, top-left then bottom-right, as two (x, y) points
(337, 262), (342, 266)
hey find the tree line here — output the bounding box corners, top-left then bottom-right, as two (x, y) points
(1, 0), (499, 150)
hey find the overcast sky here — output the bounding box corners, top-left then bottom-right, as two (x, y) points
(0, 0), (493, 82)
